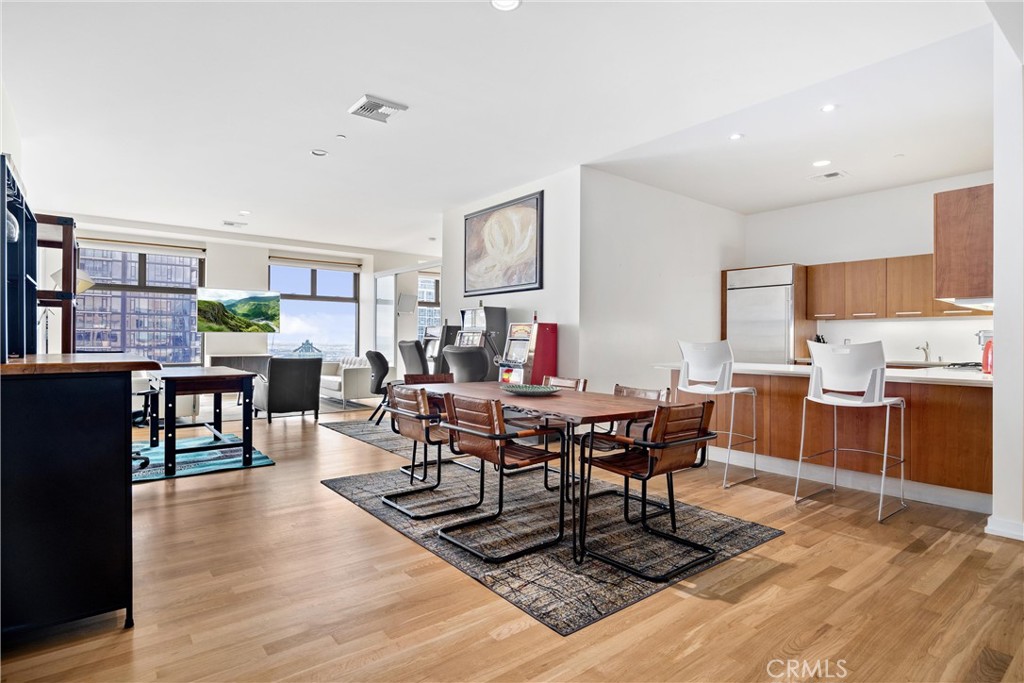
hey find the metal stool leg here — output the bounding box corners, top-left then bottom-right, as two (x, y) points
(723, 388), (758, 489)
(794, 397), (834, 504)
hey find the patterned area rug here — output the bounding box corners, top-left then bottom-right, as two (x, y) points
(320, 419), (465, 463)
(132, 434), (274, 483)
(321, 465), (782, 635)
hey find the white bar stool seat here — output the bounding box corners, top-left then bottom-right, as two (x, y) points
(677, 340), (758, 489)
(794, 340), (907, 522)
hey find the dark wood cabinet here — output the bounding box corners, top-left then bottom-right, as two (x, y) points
(845, 258), (886, 320)
(807, 262), (846, 320)
(909, 384), (992, 493)
(1, 370), (135, 634)
(934, 184), (993, 300)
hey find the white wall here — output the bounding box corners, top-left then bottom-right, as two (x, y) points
(579, 167), (745, 392)
(1, 81), (22, 169)
(440, 167), (582, 375)
(987, 26), (1024, 541)
(203, 243), (271, 357)
(394, 270), (420, 375)
(743, 171), (996, 365)
(744, 170), (994, 265)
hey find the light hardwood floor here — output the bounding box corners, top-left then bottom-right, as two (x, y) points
(2, 411), (1021, 683)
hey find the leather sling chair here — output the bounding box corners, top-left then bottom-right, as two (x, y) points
(577, 400), (718, 582)
(438, 392), (567, 563)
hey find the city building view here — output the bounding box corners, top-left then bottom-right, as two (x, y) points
(75, 249), (202, 364)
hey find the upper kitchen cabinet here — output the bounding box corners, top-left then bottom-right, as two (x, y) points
(934, 184), (993, 301)
(807, 262), (845, 320)
(845, 258), (886, 319)
(887, 254), (934, 318)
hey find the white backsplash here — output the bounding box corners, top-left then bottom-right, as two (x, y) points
(817, 318), (992, 364)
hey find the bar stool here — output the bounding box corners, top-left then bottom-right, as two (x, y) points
(677, 340), (757, 488)
(793, 340), (907, 522)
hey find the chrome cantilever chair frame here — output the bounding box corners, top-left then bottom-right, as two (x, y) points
(577, 401), (718, 582)
(438, 393), (567, 564)
(379, 387), (485, 521)
(793, 341), (907, 523)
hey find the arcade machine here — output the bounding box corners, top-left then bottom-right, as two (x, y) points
(452, 305), (507, 381)
(498, 321), (558, 384)
(423, 322), (461, 374)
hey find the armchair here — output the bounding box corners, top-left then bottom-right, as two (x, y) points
(253, 357), (323, 423)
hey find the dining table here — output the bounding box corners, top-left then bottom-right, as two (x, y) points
(402, 381), (679, 563)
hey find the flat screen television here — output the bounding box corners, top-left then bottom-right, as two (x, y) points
(197, 288), (281, 333)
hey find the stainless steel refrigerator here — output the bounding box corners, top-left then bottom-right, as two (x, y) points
(725, 265), (799, 363)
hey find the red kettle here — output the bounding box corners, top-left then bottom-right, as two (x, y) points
(982, 340), (994, 374)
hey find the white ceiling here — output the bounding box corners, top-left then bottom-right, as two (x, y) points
(592, 25), (994, 214)
(1, 1), (994, 256)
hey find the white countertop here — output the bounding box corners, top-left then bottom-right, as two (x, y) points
(654, 362), (993, 388)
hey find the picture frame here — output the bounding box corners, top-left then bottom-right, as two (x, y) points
(463, 190), (543, 296)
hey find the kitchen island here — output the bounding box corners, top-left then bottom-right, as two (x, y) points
(1, 354), (160, 635)
(658, 361), (992, 501)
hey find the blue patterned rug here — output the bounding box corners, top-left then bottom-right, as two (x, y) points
(132, 434), (274, 483)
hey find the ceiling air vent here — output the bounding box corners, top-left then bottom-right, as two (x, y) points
(348, 94), (409, 123)
(222, 220), (248, 228)
(807, 169), (851, 183)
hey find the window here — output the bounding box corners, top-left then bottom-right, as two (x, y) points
(76, 249), (203, 364)
(416, 276), (441, 340)
(375, 275), (395, 363)
(268, 264), (358, 361)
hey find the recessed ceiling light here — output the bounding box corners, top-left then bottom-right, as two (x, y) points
(336, 134), (347, 139)
(491, 0), (521, 10)
(820, 104), (837, 113)
(729, 133), (744, 141)
(428, 237), (438, 242)
(893, 153), (906, 158)
(238, 210), (251, 217)
(812, 160), (832, 167)
(311, 149), (328, 157)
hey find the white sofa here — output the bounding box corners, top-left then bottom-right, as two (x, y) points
(320, 357), (396, 403)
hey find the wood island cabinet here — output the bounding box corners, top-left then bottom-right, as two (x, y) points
(909, 384), (992, 493)
(680, 374), (770, 455)
(807, 262), (846, 320)
(763, 375), (991, 490)
(845, 258), (886, 320)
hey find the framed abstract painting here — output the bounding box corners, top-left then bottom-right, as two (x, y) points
(464, 191), (543, 296)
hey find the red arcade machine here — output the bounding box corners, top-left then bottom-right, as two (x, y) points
(497, 321), (558, 385)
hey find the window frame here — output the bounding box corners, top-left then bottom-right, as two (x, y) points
(76, 249), (205, 365)
(268, 264), (361, 354)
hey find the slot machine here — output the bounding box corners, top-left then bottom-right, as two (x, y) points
(422, 323), (460, 374)
(451, 306), (506, 381)
(498, 322), (558, 385)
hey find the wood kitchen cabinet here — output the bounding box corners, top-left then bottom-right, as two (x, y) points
(681, 374), (770, 455)
(909, 384), (992, 493)
(807, 262), (846, 320)
(768, 375), (910, 473)
(934, 184), (993, 300)
(886, 254), (935, 318)
(845, 258), (886, 320)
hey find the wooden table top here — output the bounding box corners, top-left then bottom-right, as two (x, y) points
(403, 382), (663, 425)
(0, 353), (162, 376)
(152, 367), (256, 379)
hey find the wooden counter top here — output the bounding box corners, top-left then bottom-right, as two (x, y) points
(0, 354), (161, 376)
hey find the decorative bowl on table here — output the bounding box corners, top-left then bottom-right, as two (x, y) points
(499, 384), (561, 396)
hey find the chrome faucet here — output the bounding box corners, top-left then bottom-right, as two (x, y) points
(915, 341), (931, 362)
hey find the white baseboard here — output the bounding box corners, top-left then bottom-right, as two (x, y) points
(707, 447), (993, 515)
(984, 516), (1024, 541)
